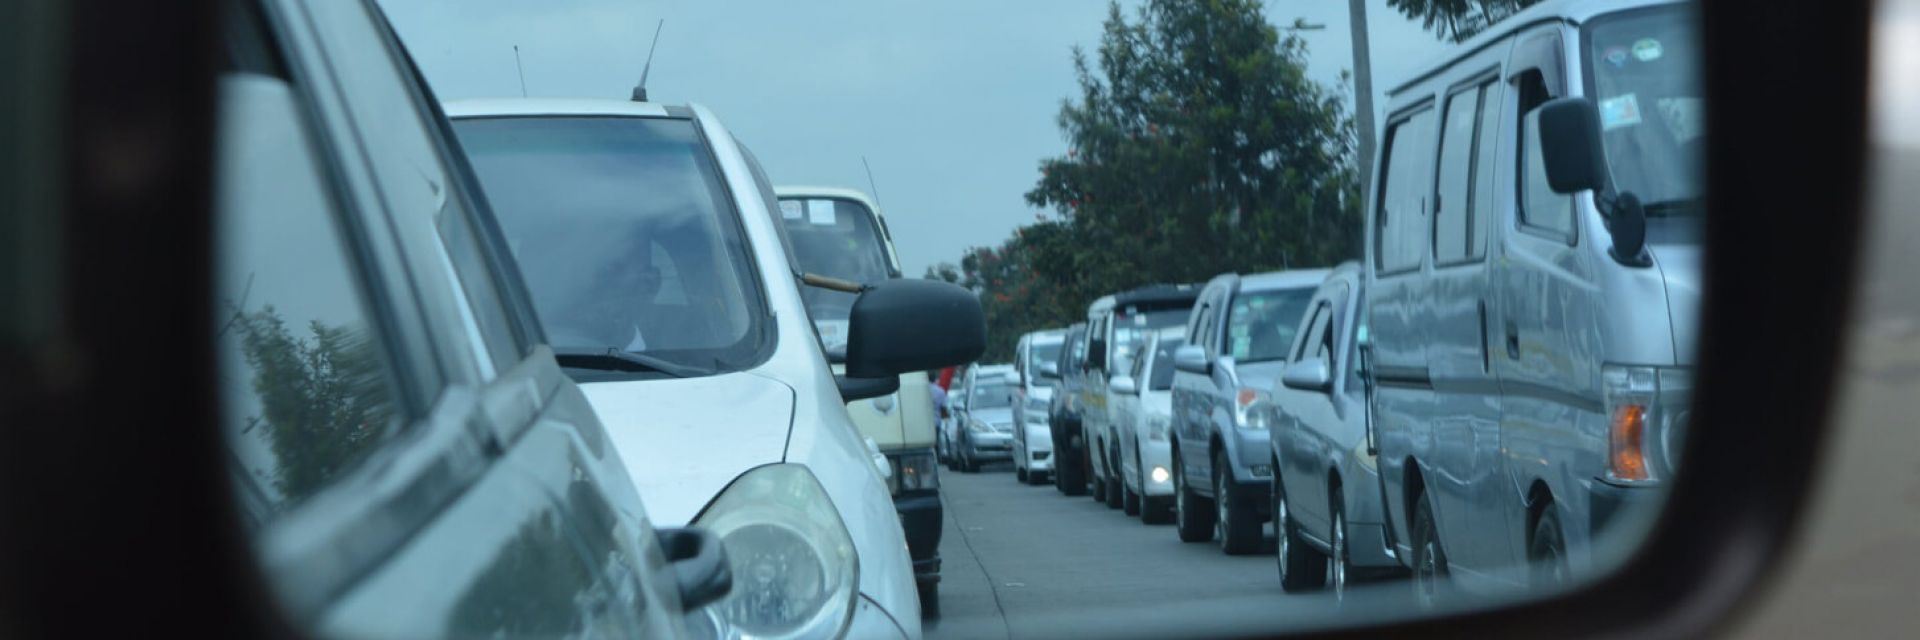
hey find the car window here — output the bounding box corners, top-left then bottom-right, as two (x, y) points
(1149, 336), (1183, 391)
(971, 381), (1013, 409)
(1520, 107), (1576, 236)
(1434, 88), (1478, 264)
(1470, 81), (1502, 258)
(452, 116), (767, 375)
(1378, 107), (1437, 273)
(780, 197), (892, 332)
(214, 69), (407, 522)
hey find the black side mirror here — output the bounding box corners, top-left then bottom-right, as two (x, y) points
(845, 279), (986, 378)
(836, 374), (899, 402)
(1536, 96), (1610, 195)
(655, 527), (731, 610)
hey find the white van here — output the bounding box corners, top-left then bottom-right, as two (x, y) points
(1363, 0), (1699, 603)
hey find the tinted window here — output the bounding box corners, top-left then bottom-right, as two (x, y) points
(1377, 108), (1437, 272)
(1227, 286), (1316, 363)
(214, 73), (404, 520)
(1434, 90), (1478, 263)
(1149, 336), (1184, 391)
(453, 116), (766, 373)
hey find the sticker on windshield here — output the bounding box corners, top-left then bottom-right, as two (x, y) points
(1599, 93), (1643, 131)
(1602, 45), (1630, 68)
(1632, 38), (1663, 62)
(780, 200), (804, 219)
(807, 199), (837, 225)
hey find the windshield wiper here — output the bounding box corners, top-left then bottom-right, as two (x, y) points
(553, 347), (706, 378)
(1641, 197), (1705, 218)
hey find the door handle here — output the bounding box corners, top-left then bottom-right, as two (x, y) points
(1477, 300), (1491, 372)
(1504, 321), (1521, 360)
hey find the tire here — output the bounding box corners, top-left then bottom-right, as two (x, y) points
(1328, 490), (1349, 603)
(1530, 506), (1569, 591)
(1016, 467), (1029, 483)
(1174, 453), (1214, 542)
(1410, 491), (1449, 610)
(1103, 443), (1124, 509)
(1057, 437), (1087, 496)
(1275, 472), (1327, 592)
(1122, 472), (1142, 516)
(917, 582), (939, 619)
(1215, 450), (1262, 555)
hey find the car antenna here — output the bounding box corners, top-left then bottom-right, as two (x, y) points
(861, 155), (884, 211)
(512, 45), (528, 97)
(631, 19), (665, 102)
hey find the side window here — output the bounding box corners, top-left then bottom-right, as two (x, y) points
(1292, 303), (1332, 363)
(214, 68), (408, 522)
(303, 0), (522, 375)
(1376, 107), (1438, 273)
(1470, 82), (1503, 258)
(1516, 71), (1575, 237)
(1434, 89), (1479, 264)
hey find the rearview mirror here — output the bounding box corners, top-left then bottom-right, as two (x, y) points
(1110, 376), (1138, 396)
(1536, 96), (1610, 194)
(845, 280), (986, 378)
(1281, 357), (1333, 393)
(1173, 345), (1210, 375)
(836, 374), (899, 402)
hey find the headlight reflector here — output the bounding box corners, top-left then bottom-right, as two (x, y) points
(693, 464), (857, 640)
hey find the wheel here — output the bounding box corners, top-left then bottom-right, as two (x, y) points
(1103, 443), (1124, 509)
(1328, 490), (1349, 602)
(1410, 491), (1449, 610)
(917, 582), (939, 619)
(1174, 453), (1214, 542)
(1089, 440), (1109, 503)
(1122, 464), (1142, 516)
(1275, 472), (1327, 592)
(1529, 506), (1569, 591)
(1214, 450), (1262, 555)
(1016, 467), (1029, 483)
(1057, 437), (1087, 496)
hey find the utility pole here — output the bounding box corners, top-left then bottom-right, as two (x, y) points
(1348, 0), (1377, 192)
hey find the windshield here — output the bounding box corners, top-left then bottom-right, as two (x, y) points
(1228, 287), (1316, 364)
(1585, 5), (1704, 212)
(1030, 340), (1064, 378)
(970, 382), (1014, 409)
(779, 196), (893, 332)
(452, 116), (766, 373)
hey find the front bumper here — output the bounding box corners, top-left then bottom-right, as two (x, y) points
(849, 593), (912, 639)
(965, 434), (1014, 460)
(894, 490), (942, 583)
(1138, 440), (1175, 497)
(1590, 479), (1660, 538)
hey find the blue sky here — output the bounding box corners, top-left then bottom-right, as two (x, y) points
(380, 0), (1449, 277)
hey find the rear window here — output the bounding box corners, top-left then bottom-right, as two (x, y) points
(1227, 287), (1317, 364)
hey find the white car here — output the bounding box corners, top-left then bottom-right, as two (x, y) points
(1113, 326), (1186, 524)
(1012, 329), (1068, 484)
(448, 98), (982, 638)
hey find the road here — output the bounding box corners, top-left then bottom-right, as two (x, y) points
(920, 462), (1384, 639)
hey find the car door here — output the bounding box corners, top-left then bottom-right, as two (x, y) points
(1489, 26), (1603, 583)
(1198, 287), (1246, 487)
(1013, 337), (1031, 460)
(1281, 296), (1338, 533)
(1427, 63), (1516, 572)
(1173, 287), (1220, 486)
(218, 1), (686, 636)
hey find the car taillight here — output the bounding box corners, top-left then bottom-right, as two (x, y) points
(1602, 365), (1691, 485)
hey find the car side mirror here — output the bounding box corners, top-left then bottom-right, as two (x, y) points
(1173, 345), (1210, 375)
(1536, 96), (1610, 195)
(1111, 376), (1139, 396)
(1040, 361), (1060, 378)
(655, 527), (732, 610)
(845, 280), (986, 378)
(836, 374), (899, 402)
(1281, 357), (1333, 393)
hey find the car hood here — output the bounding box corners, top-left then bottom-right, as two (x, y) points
(580, 372), (794, 524)
(1651, 241), (1701, 365)
(971, 407), (1015, 430)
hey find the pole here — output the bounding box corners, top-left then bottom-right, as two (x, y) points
(1347, 0), (1376, 192)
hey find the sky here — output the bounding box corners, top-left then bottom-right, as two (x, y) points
(379, 0), (1449, 277)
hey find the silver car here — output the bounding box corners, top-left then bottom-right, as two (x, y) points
(1012, 329), (1068, 484)
(1112, 327), (1185, 524)
(1269, 262), (1406, 600)
(1170, 269), (1330, 554)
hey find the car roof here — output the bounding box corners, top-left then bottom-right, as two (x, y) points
(773, 186), (880, 211)
(1027, 328), (1068, 344)
(442, 98), (679, 119)
(1386, 0), (1686, 97)
(1240, 268), (1335, 292)
(1113, 283), (1202, 307)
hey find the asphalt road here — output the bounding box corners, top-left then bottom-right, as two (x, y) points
(920, 462), (1402, 639)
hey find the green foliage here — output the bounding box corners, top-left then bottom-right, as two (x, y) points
(230, 305), (394, 504)
(938, 0), (1364, 363)
(1386, 0), (1544, 43)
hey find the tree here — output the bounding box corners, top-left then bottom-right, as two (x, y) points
(229, 305), (395, 503)
(1025, 0), (1362, 303)
(1386, 0), (1544, 43)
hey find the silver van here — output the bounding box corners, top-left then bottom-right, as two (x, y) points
(1364, 0), (1699, 602)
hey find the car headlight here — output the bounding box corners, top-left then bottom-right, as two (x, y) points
(1147, 414), (1171, 441)
(1602, 365), (1691, 485)
(689, 464), (857, 640)
(1234, 388), (1273, 430)
(889, 451), (940, 494)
